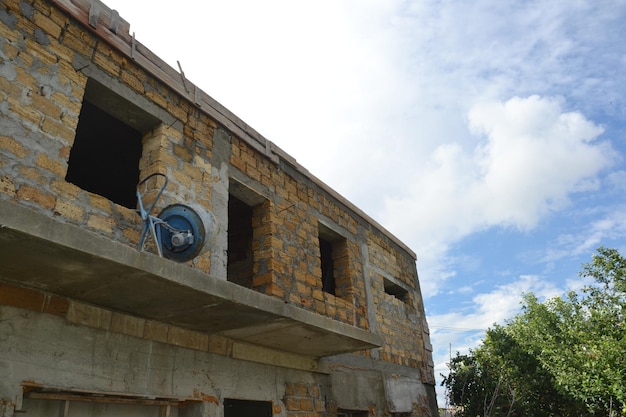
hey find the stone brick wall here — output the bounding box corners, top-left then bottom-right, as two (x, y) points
(231, 124), (432, 369)
(368, 232), (420, 291)
(283, 382), (326, 417)
(231, 135), (367, 326)
(367, 232), (434, 379)
(1, 0), (84, 216)
(372, 271), (424, 367)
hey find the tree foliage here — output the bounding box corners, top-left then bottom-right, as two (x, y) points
(442, 247), (626, 416)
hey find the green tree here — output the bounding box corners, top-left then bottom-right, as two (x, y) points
(511, 247), (626, 414)
(442, 352), (487, 417)
(442, 247), (626, 416)
(482, 324), (581, 416)
(442, 325), (582, 417)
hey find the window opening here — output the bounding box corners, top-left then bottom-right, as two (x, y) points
(66, 101), (141, 208)
(319, 237), (336, 295)
(227, 179), (268, 289)
(383, 277), (408, 302)
(227, 194), (254, 288)
(66, 78), (159, 209)
(318, 223), (348, 296)
(224, 398), (272, 417)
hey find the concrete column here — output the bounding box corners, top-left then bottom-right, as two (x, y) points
(209, 128), (231, 280)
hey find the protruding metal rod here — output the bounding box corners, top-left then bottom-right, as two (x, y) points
(177, 61), (190, 94)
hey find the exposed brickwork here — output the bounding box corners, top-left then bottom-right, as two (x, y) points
(284, 382), (326, 417)
(367, 231), (433, 375)
(368, 232), (419, 291)
(230, 136), (370, 326)
(372, 271), (423, 368)
(0, 283), (69, 317)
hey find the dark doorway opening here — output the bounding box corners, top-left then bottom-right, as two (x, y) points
(338, 411), (369, 417)
(227, 194), (254, 288)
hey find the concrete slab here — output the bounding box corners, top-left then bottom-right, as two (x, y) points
(0, 200), (382, 358)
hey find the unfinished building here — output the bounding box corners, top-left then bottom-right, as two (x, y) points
(0, 0), (438, 416)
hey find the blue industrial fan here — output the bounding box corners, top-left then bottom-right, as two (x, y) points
(136, 173), (210, 262)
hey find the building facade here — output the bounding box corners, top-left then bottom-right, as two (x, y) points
(0, 0), (438, 416)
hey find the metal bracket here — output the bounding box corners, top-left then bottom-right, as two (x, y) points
(136, 173), (169, 257)
(136, 174), (196, 259)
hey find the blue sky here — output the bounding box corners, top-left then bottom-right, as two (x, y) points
(102, 0), (626, 404)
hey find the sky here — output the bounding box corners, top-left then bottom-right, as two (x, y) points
(101, 0), (626, 405)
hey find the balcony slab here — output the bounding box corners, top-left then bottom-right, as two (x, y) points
(0, 200), (381, 358)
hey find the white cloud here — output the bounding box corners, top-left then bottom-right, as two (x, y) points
(383, 95), (613, 297)
(429, 274), (561, 333)
(468, 96), (611, 227)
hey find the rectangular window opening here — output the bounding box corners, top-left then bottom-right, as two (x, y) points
(66, 101), (141, 208)
(65, 78), (159, 209)
(318, 223), (349, 296)
(224, 398), (272, 417)
(384, 277), (408, 302)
